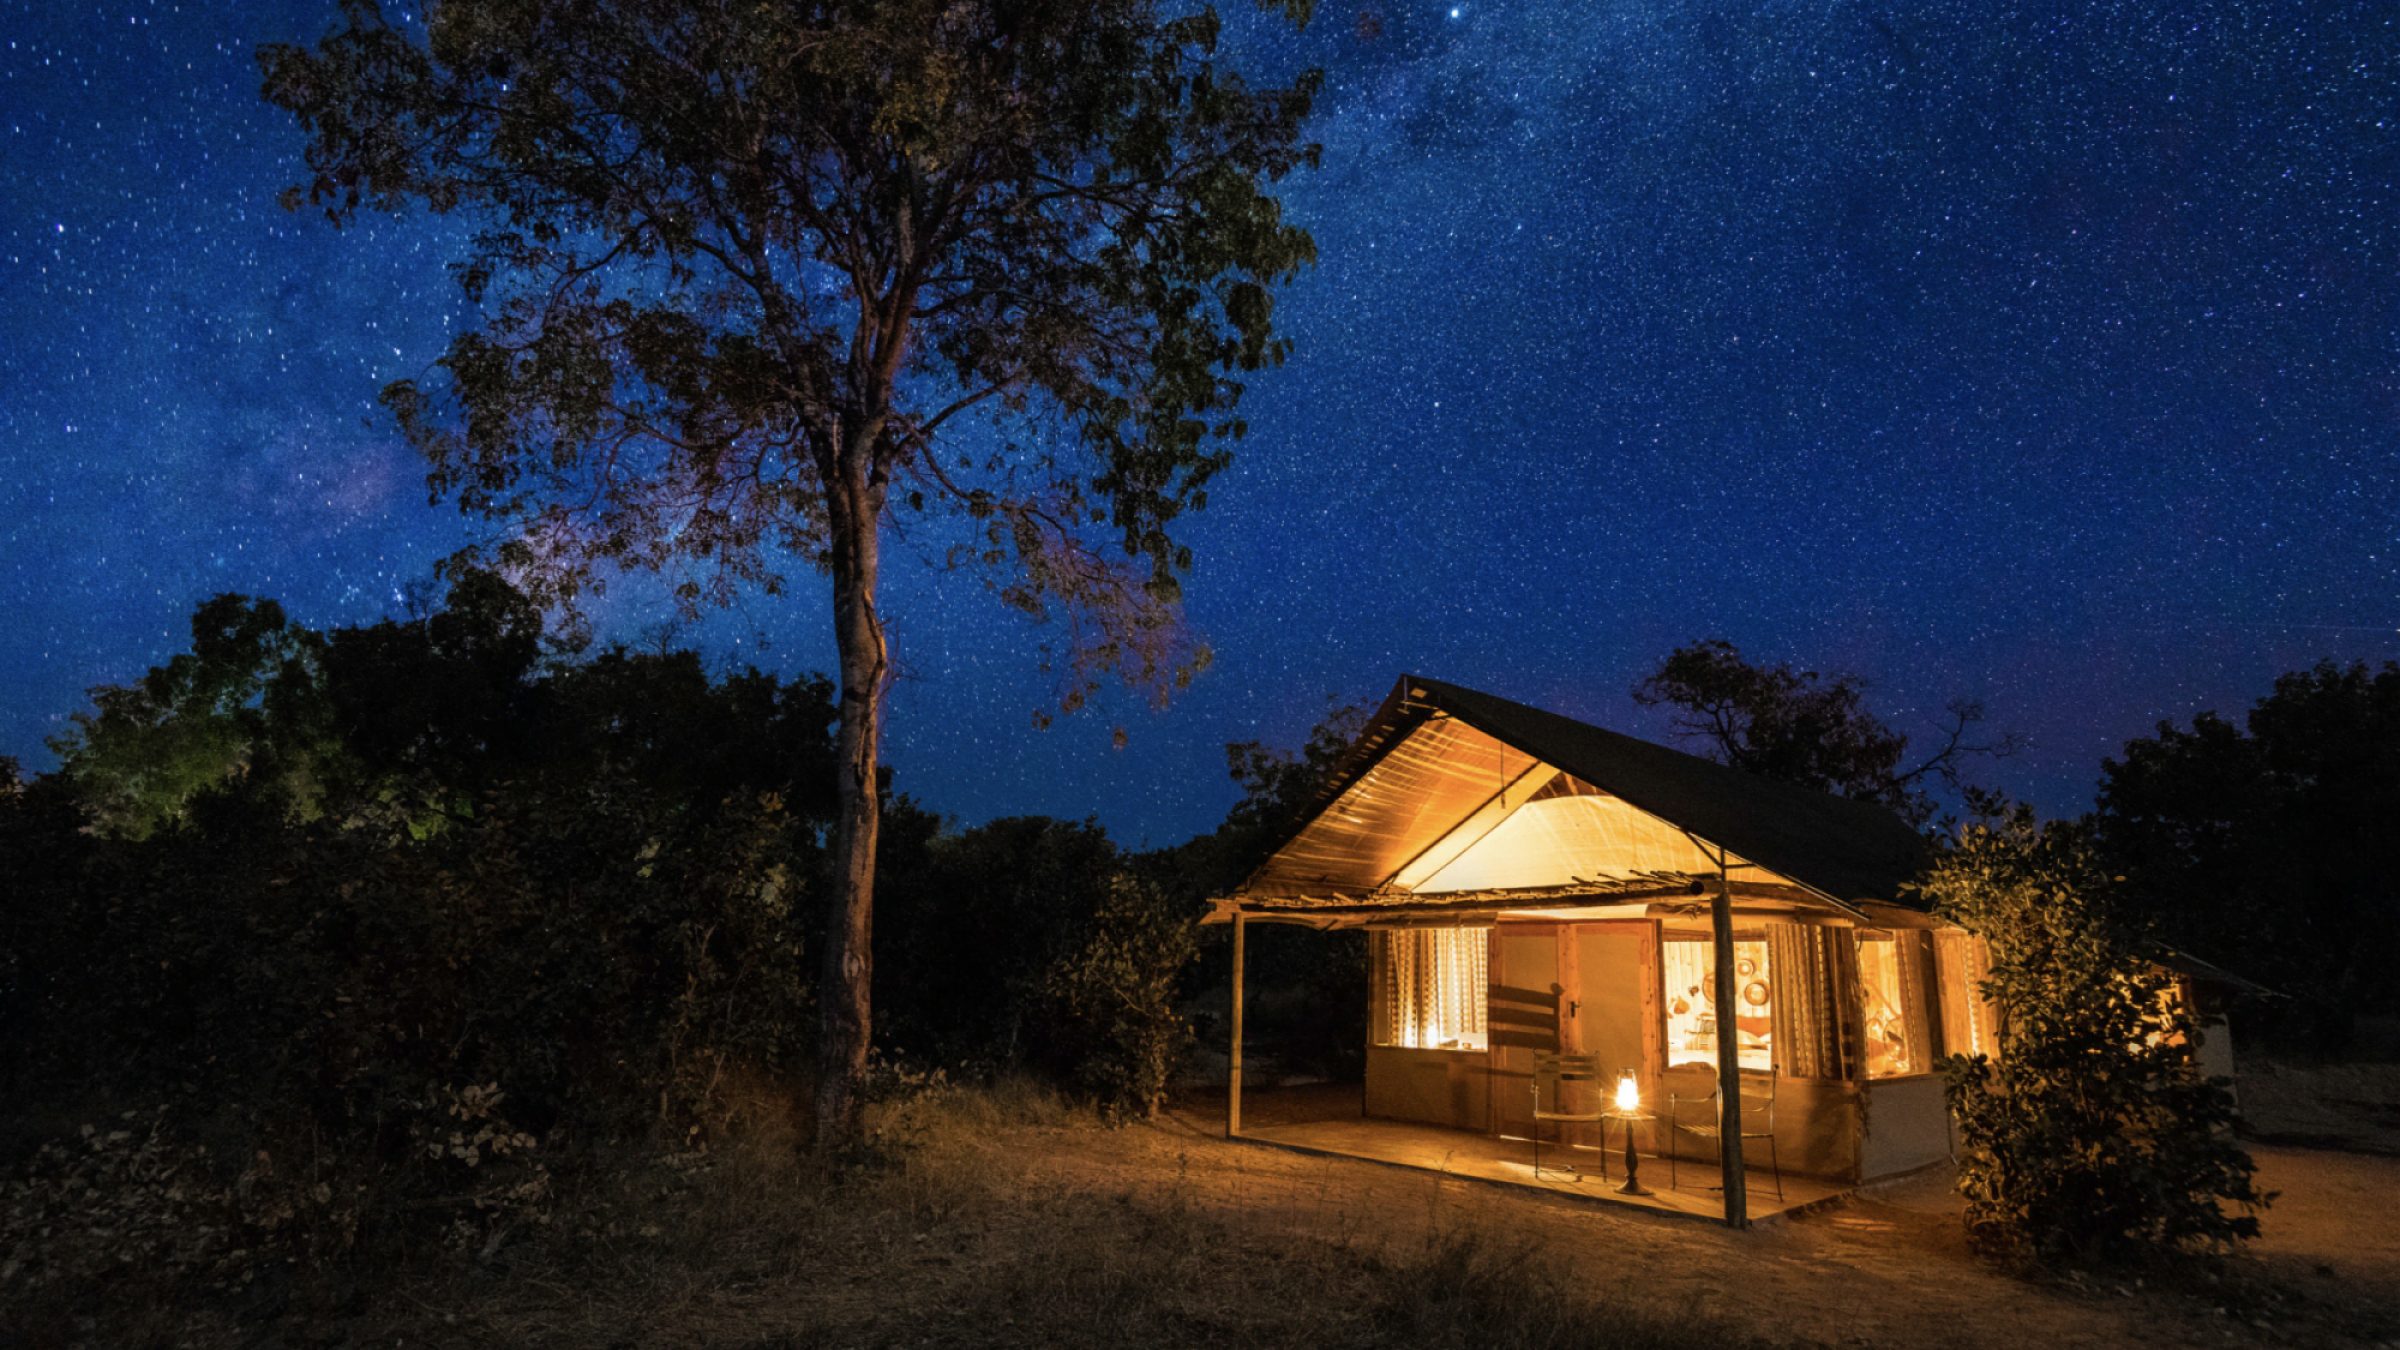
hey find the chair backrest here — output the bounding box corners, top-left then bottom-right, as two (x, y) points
(1735, 1068), (1777, 1125)
(1663, 1062), (1777, 1122)
(1531, 1051), (1609, 1085)
(1491, 983), (1564, 1052)
(1531, 1052), (1610, 1114)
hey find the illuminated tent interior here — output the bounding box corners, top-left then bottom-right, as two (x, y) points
(1205, 676), (2243, 1223)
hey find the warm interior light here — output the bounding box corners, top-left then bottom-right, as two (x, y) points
(1614, 1071), (1640, 1113)
(1380, 927), (1489, 1051)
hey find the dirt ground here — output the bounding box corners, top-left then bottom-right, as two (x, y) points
(423, 1076), (2399, 1349)
(1097, 1086), (2400, 1349)
(339, 1087), (2398, 1350)
(37, 1070), (2387, 1349)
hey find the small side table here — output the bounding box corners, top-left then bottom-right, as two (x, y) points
(1601, 1109), (1656, 1195)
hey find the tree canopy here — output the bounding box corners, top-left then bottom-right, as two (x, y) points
(2095, 659), (2400, 1041)
(1632, 638), (2022, 827)
(261, 0), (1317, 690)
(261, 0), (1322, 1147)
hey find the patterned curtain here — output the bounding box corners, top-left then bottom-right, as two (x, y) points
(1894, 930), (1935, 1073)
(1766, 922), (1861, 1080)
(1377, 928), (1489, 1050)
(1934, 929), (2001, 1058)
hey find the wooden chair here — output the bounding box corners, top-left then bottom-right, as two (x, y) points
(1665, 1065), (1784, 1201)
(1529, 1052), (1609, 1180)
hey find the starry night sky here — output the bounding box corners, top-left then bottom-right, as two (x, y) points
(3, 2), (2396, 847)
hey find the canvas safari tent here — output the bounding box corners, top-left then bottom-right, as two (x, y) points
(1204, 675), (2237, 1225)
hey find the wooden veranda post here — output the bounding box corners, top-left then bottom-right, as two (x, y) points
(1711, 853), (1750, 1228)
(1228, 911), (1246, 1137)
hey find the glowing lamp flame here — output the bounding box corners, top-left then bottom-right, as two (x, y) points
(1614, 1071), (1640, 1113)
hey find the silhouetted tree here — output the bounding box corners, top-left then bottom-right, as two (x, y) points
(1151, 695), (1368, 1079)
(50, 594), (330, 838)
(262, 0), (1320, 1149)
(1633, 638), (2022, 827)
(2095, 659), (2400, 1043)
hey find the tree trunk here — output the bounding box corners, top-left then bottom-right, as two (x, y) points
(815, 456), (887, 1153)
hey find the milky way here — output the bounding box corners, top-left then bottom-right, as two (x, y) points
(3, 2), (2396, 845)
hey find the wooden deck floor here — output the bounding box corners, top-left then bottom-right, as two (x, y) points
(1230, 1083), (1848, 1224)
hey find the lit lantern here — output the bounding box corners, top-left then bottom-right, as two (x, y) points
(1612, 1068), (1651, 1196)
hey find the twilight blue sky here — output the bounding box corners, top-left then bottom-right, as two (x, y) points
(3, 2), (2396, 846)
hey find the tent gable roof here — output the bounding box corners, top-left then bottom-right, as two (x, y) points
(1240, 675), (1932, 906)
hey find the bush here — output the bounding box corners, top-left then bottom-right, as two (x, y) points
(1920, 807), (2267, 1266)
(2, 581), (1213, 1312)
(1034, 873), (1196, 1119)
(875, 816), (1201, 1115)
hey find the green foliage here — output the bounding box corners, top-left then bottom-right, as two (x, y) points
(5, 584), (830, 1267)
(259, 0), (1321, 702)
(1633, 638), (2020, 827)
(2095, 659), (2400, 1043)
(1036, 873), (1197, 1119)
(8, 580), (1208, 1284)
(875, 815), (1198, 1116)
(1920, 807), (2266, 1266)
(50, 593), (332, 838)
(875, 814), (1119, 1063)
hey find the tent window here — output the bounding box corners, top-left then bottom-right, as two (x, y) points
(1373, 928), (1489, 1051)
(1859, 931), (1934, 1078)
(1663, 935), (1773, 1072)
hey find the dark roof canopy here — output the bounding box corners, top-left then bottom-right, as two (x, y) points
(1237, 675), (1933, 908)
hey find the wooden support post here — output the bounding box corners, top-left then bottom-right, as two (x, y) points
(1228, 911), (1246, 1138)
(1711, 854), (1750, 1228)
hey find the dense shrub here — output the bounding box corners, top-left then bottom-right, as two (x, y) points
(876, 816), (1199, 1117)
(1034, 874), (1197, 1118)
(1, 585), (824, 1277)
(2, 581), (1217, 1296)
(1920, 807), (2267, 1266)
(2, 770), (811, 1272)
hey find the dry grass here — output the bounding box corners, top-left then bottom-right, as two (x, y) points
(324, 1078), (1760, 1350)
(13, 1073), (2399, 1349)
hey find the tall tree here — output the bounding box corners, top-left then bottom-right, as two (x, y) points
(1632, 638), (2022, 827)
(2095, 659), (2400, 1040)
(261, 0), (1319, 1148)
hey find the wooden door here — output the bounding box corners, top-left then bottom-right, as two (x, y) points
(1485, 923), (1560, 1138)
(1572, 921), (1665, 1112)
